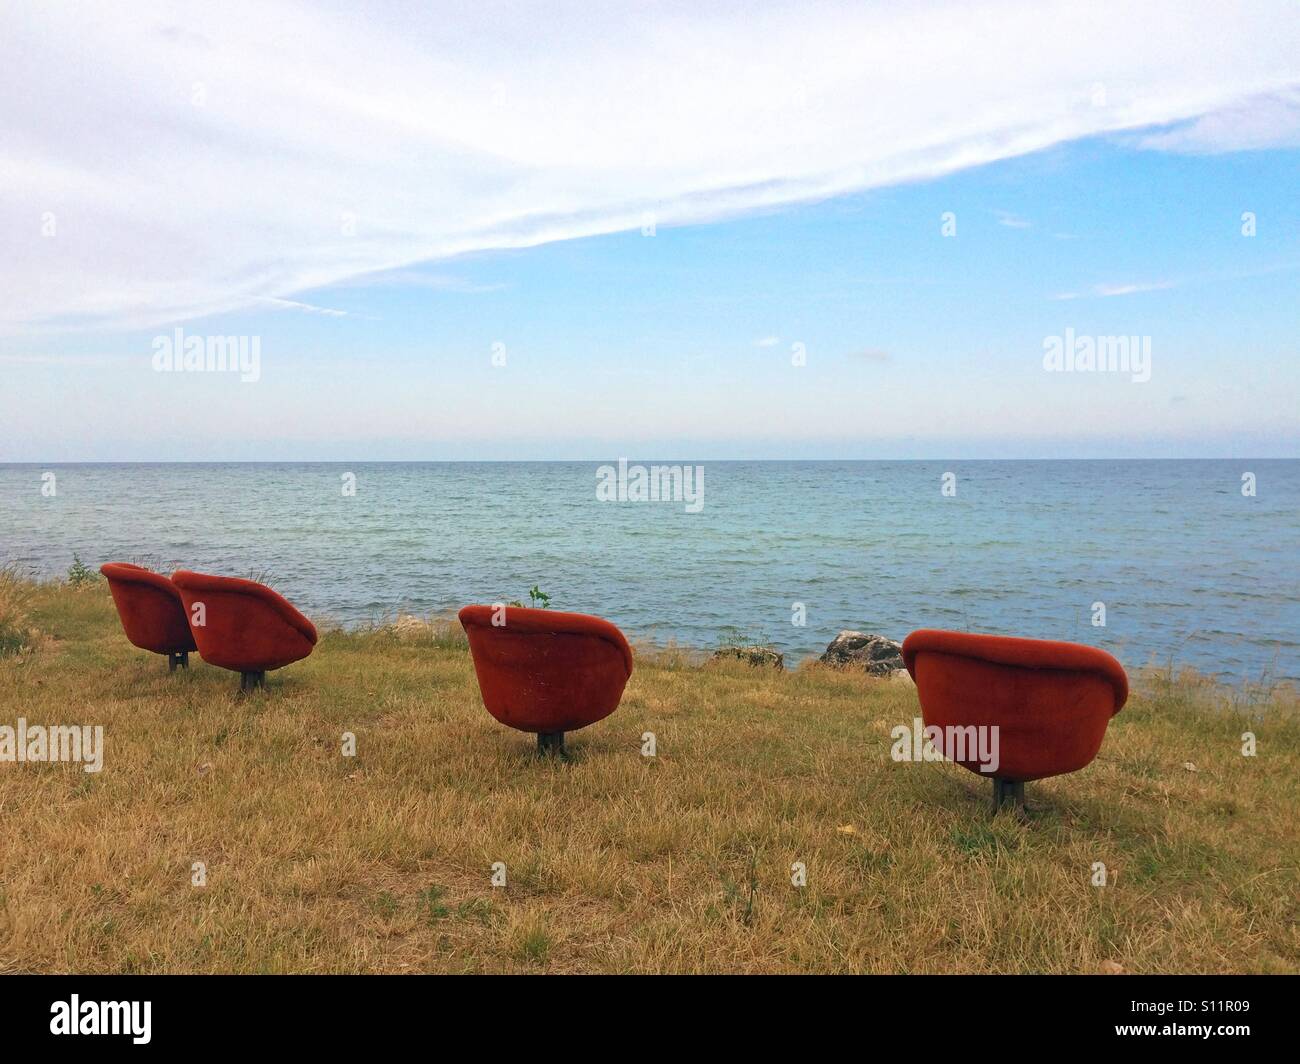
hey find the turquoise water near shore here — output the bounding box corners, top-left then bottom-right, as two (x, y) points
(1, 460), (1296, 682)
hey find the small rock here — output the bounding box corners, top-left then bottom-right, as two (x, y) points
(836, 824), (858, 835)
(1098, 960), (1125, 975)
(1182, 762), (1198, 773)
(820, 631), (904, 675)
(390, 614), (432, 639)
(196, 762), (212, 776)
(712, 645), (784, 670)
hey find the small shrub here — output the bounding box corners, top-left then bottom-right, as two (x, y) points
(66, 553), (99, 589)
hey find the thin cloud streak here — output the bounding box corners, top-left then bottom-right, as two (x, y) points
(1052, 281), (1176, 301)
(995, 210), (1032, 229)
(324, 270), (507, 294)
(258, 297), (350, 317)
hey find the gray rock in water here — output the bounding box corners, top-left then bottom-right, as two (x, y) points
(819, 631), (904, 675)
(713, 645), (785, 670)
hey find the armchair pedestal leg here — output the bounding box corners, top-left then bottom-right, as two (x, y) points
(240, 670), (266, 692)
(992, 777), (1025, 811)
(168, 651), (189, 672)
(537, 731), (565, 756)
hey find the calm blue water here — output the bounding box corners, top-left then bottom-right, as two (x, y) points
(1, 461), (1296, 682)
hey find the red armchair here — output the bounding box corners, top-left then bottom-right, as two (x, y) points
(171, 570), (318, 691)
(100, 562), (197, 671)
(902, 629), (1128, 810)
(459, 604), (633, 754)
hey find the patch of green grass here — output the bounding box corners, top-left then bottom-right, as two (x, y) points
(418, 886), (450, 922)
(951, 824), (1002, 856)
(454, 898), (495, 923)
(513, 922), (552, 964)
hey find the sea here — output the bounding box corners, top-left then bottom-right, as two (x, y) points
(1, 460), (1296, 683)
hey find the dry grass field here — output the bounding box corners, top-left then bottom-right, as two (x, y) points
(1, 572), (1297, 973)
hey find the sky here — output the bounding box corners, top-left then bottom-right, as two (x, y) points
(1, 0), (1298, 460)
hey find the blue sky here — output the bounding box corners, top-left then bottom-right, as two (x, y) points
(2, 2), (1298, 459)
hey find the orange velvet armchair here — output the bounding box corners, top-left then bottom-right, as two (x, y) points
(902, 629), (1128, 810)
(459, 604), (633, 754)
(171, 570), (318, 691)
(101, 562), (197, 671)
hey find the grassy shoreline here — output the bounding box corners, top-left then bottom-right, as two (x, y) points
(1, 577), (1297, 973)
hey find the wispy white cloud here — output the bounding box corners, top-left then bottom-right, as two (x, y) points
(1052, 281), (1175, 301)
(995, 210), (1032, 229)
(1093, 281), (1176, 298)
(846, 348), (891, 362)
(258, 297), (350, 317)
(325, 270), (506, 294)
(2, 0), (1298, 333)
(754, 336), (781, 348)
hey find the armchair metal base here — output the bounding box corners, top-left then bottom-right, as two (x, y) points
(168, 651), (189, 672)
(537, 731), (565, 756)
(992, 777), (1025, 811)
(239, 670), (266, 692)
